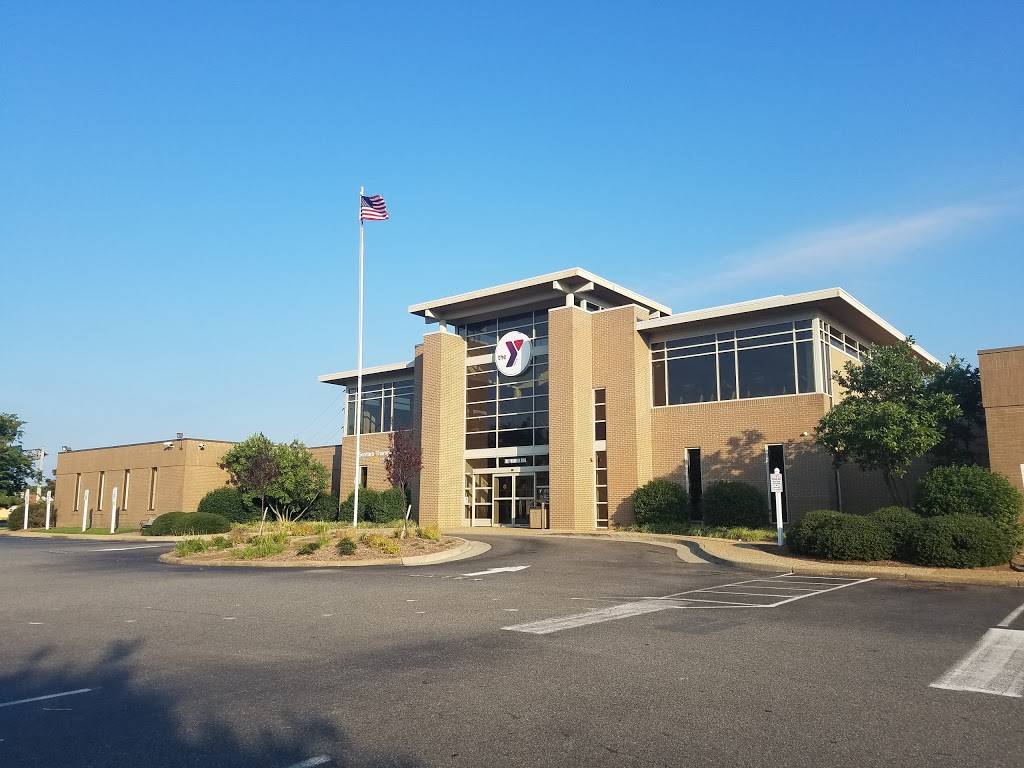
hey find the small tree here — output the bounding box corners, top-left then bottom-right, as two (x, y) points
(815, 338), (960, 506)
(927, 356), (987, 466)
(0, 413), (39, 496)
(385, 430), (422, 506)
(220, 434), (280, 530)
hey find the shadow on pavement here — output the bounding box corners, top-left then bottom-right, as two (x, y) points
(0, 639), (424, 768)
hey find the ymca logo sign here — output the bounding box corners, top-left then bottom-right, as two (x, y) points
(495, 330), (532, 377)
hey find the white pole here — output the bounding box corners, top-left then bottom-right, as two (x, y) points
(110, 487), (119, 534)
(81, 488), (90, 532)
(352, 185), (366, 527)
(22, 489), (30, 530)
(45, 490), (52, 530)
(771, 468), (784, 546)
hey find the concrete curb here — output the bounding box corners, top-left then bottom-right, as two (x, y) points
(159, 537), (488, 569)
(544, 533), (716, 565)
(685, 538), (1024, 587)
(2, 530), (183, 542)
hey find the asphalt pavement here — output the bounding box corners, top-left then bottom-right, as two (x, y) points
(1, 533), (1022, 768)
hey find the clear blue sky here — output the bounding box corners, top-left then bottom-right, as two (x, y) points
(3, 1), (1022, 476)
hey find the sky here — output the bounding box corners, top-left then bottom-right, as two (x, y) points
(3, 1), (1022, 476)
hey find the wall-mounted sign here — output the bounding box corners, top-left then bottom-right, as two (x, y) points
(499, 455), (532, 467)
(495, 330), (532, 377)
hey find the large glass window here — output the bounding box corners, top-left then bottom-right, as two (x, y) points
(652, 319), (839, 406)
(455, 309), (549, 356)
(346, 379), (415, 435)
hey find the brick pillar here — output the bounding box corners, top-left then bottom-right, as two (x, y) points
(417, 331), (466, 528)
(592, 305), (653, 526)
(548, 305), (596, 529)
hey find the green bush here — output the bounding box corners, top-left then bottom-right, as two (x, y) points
(305, 494), (342, 522)
(632, 479), (688, 527)
(3, 500), (54, 529)
(909, 514), (1016, 568)
(209, 535), (232, 550)
(233, 530), (288, 559)
(915, 465), (1024, 543)
(787, 510), (894, 561)
(296, 541), (321, 556)
(336, 536), (357, 555)
(196, 487), (257, 523)
(174, 538), (208, 556)
(702, 481), (768, 527)
(418, 524), (441, 541)
(869, 506), (923, 560)
(144, 511), (231, 536)
(339, 487), (407, 523)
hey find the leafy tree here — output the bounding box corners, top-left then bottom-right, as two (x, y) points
(815, 338), (960, 506)
(220, 434), (328, 527)
(927, 356), (986, 466)
(0, 413), (39, 496)
(385, 430), (422, 506)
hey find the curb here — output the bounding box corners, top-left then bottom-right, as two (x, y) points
(2, 530), (185, 543)
(159, 537), (488, 569)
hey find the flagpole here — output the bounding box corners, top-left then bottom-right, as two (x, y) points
(352, 185), (366, 527)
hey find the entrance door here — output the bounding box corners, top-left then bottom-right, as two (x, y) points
(471, 473), (493, 527)
(492, 474), (535, 527)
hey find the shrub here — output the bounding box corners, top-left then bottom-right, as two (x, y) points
(209, 535), (232, 550)
(363, 532), (401, 555)
(339, 487), (407, 523)
(296, 541), (321, 556)
(869, 506), (923, 560)
(174, 538), (208, 557)
(336, 536), (357, 556)
(915, 465), (1024, 541)
(632, 479), (688, 527)
(909, 515), (1016, 568)
(702, 481), (768, 527)
(144, 511), (231, 536)
(787, 510), (894, 561)
(418, 524), (441, 541)
(233, 531), (288, 559)
(4, 500), (55, 529)
(305, 494), (343, 522)
(197, 487), (257, 523)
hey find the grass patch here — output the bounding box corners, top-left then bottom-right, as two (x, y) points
(296, 541), (322, 556)
(209, 535), (232, 550)
(232, 530), (288, 560)
(417, 524), (441, 541)
(363, 533), (401, 556)
(624, 522), (776, 542)
(174, 538), (208, 556)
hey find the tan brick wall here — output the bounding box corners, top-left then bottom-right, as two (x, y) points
(339, 432), (392, 500)
(980, 347), (1024, 494)
(53, 439), (234, 529)
(308, 445), (343, 498)
(651, 394), (836, 521)
(417, 331), (466, 528)
(591, 305), (653, 527)
(548, 305), (597, 529)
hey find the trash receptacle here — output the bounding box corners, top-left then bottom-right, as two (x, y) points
(529, 506), (546, 529)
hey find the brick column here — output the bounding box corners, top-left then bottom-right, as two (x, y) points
(548, 305), (596, 529)
(417, 331), (467, 528)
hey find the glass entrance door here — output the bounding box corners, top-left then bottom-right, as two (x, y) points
(492, 474), (535, 527)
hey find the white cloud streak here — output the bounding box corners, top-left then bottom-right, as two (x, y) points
(671, 202), (1010, 297)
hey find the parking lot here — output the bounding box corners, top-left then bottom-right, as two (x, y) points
(2, 534), (1022, 767)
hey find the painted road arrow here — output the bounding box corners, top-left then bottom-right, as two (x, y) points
(460, 566), (531, 577)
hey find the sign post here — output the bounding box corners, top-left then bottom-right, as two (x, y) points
(110, 487), (119, 534)
(22, 489), (30, 530)
(81, 489), (90, 532)
(45, 490), (52, 530)
(770, 468), (784, 546)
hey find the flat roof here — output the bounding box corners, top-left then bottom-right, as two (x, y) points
(978, 345), (1024, 355)
(407, 267), (672, 322)
(636, 288), (939, 364)
(318, 360), (415, 387)
(57, 437), (236, 454)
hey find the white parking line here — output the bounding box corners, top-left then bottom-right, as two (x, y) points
(505, 573), (874, 635)
(998, 600), (1024, 628)
(88, 545), (167, 552)
(284, 757), (331, 768)
(931, 628), (1024, 698)
(0, 688), (93, 709)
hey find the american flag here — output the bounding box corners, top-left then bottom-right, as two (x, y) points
(359, 193), (389, 222)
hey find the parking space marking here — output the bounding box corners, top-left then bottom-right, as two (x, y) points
(284, 756), (331, 768)
(0, 688), (93, 709)
(87, 545), (167, 552)
(931, 628), (1024, 698)
(505, 573), (874, 635)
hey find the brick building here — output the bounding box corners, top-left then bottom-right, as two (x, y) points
(320, 268), (938, 530)
(979, 346), (1024, 494)
(53, 438), (341, 529)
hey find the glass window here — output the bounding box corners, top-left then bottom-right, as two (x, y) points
(653, 361), (666, 406)
(796, 341), (814, 394)
(467, 385), (495, 403)
(466, 400), (496, 418)
(499, 412), (533, 430)
(498, 429), (533, 447)
(718, 352), (737, 400)
(466, 432), (496, 450)
(738, 344), (796, 398)
(466, 416), (496, 433)
(667, 355), (718, 404)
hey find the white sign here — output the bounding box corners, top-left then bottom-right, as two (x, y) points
(494, 331), (532, 377)
(770, 469), (784, 494)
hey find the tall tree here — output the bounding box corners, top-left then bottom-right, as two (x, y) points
(385, 430), (422, 506)
(815, 339), (960, 506)
(0, 413), (38, 496)
(927, 356), (987, 466)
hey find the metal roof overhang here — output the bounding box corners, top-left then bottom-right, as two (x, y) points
(318, 360), (415, 387)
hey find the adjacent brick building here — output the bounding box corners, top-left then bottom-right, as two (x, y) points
(321, 268), (938, 530)
(979, 346), (1024, 494)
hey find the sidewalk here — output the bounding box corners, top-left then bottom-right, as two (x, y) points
(447, 527), (1024, 587)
